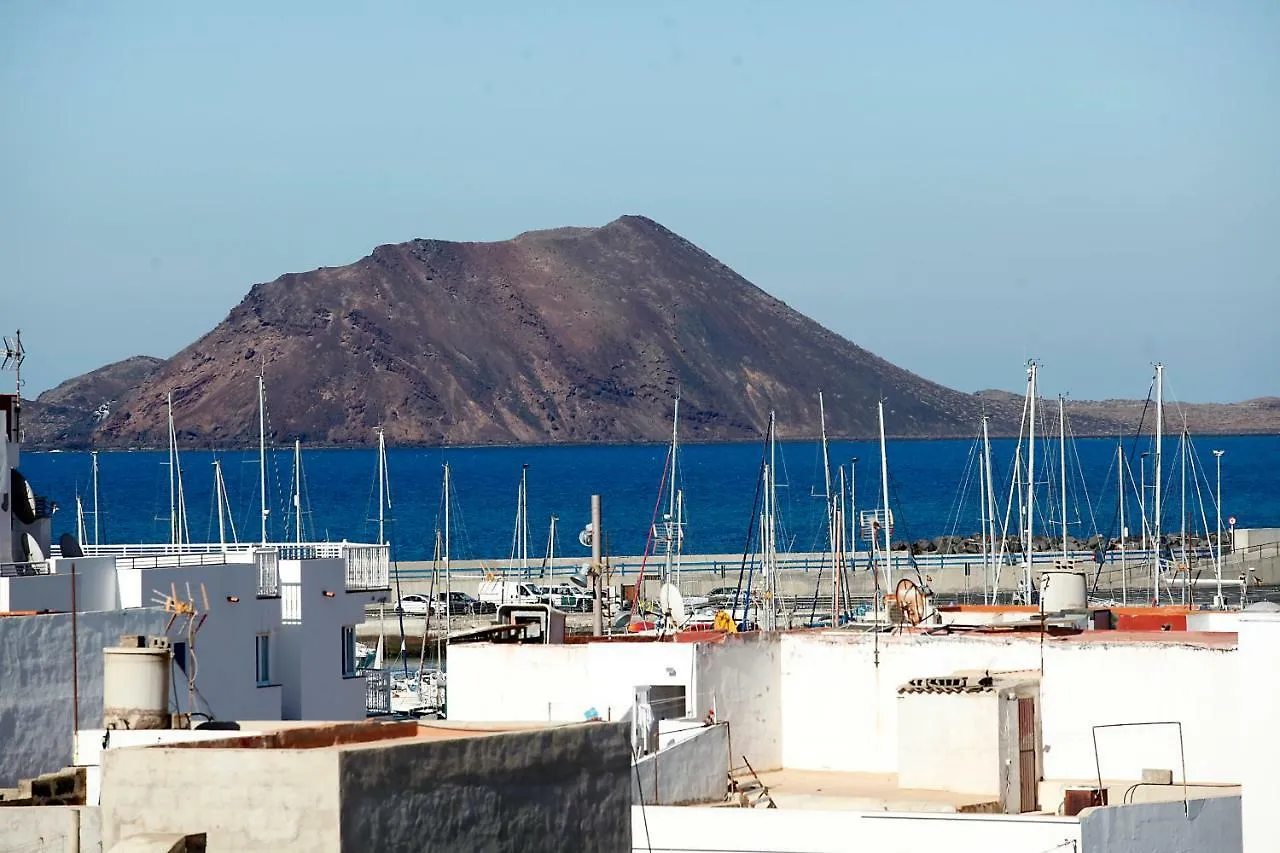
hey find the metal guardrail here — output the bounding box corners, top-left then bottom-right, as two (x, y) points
(112, 553), (239, 571)
(0, 561), (50, 578)
(365, 669), (391, 715)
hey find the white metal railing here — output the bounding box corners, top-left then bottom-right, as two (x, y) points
(255, 548), (280, 598)
(365, 669), (391, 715)
(343, 543), (390, 591)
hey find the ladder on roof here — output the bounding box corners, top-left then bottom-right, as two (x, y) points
(728, 755), (777, 808)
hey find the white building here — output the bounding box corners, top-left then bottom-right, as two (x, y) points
(2, 394), (393, 789)
(449, 627), (1247, 853)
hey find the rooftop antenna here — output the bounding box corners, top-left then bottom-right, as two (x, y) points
(151, 581), (210, 719)
(2, 330), (24, 396)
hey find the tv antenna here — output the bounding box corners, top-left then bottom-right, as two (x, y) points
(152, 581), (210, 721)
(2, 330), (24, 396)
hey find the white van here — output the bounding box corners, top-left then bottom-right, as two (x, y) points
(477, 580), (542, 606)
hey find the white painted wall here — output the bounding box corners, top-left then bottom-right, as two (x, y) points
(1186, 611), (1242, 632)
(691, 634), (782, 770)
(448, 642), (696, 722)
(1080, 796), (1241, 853)
(1039, 639), (1239, 783)
(777, 631), (1241, 786)
(135, 561), (282, 722)
(630, 806), (1082, 853)
(779, 632), (1041, 773)
(0, 608), (169, 786)
(276, 558), (379, 720)
(1238, 613), (1280, 853)
(898, 690), (1001, 795)
(0, 556), (117, 613)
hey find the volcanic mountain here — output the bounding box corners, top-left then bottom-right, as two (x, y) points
(74, 216), (1030, 447)
(26, 216), (1276, 449)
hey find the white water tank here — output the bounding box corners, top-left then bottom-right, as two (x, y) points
(1040, 563), (1087, 612)
(103, 637), (171, 730)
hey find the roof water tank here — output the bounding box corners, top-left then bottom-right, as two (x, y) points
(1040, 566), (1087, 612)
(103, 641), (171, 730)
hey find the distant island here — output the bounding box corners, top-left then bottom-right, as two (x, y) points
(19, 216), (1280, 449)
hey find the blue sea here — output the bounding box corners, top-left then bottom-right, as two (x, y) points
(18, 435), (1280, 562)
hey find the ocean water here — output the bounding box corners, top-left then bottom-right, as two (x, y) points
(17, 435), (1280, 562)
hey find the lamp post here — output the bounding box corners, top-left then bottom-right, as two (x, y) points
(1213, 450), (1225, 608)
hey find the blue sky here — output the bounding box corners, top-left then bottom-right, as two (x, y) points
(2, 1), (1277, 403)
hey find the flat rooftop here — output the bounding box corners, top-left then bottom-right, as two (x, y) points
(163, 719), (583, 752)
(728, 769), (1003, 813)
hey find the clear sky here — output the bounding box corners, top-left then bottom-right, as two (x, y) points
(2, 1), (1277, 403)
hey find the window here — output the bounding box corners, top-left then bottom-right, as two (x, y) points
(255, 633), (271, 686)
(341, 625), (357, 677)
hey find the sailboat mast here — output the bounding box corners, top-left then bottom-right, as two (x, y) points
(1025, 362), (1038, 600)
(1180, 426), (1188, 605)
(664, 399), (680, 585)
(376, 428), (386, 545)
(819, 391), (836, 589)
(443, 462), (452, 653)
(167, 392), (177, 547)
(1059, 395), (1068, 561)
(258, 371), (268, 545)
(215, 458), (227, 553)
(1153, 363), (1163, 600)
(834, 466), (846, 626)
(982, 416), (996, 595)
(978, 432), (989, 597)
(520, 464), (529, 573)
(91, 450), (100, 547)
(1118, 443), (1127, 605)
(76, 495), (86, 545)
(293, 438), (303, 545)
(878, 400), (891, 595)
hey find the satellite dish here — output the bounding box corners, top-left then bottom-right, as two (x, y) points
(59, 533), (85, 559)
(893, 578), (930, 626)
(21, 533), (45, 564)
(578, 522), (594, 549)
(659, 583), (686, 627)
(11, 469), (37, 525)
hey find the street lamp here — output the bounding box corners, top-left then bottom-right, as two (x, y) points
(1213, 450), (1225, 608)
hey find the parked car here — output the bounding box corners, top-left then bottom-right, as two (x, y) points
(707, 586), (757, 609)
(433, 591), (495, 616)
(539, 584), (593, 612)
(395, 594), (432, 616)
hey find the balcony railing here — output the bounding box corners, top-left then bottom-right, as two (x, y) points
(365, 669), (391, 715)
(254, 548), (280, 598)
(343, 544), (390, 591)
(0, 561), (50, 578)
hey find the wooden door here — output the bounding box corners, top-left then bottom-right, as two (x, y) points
(1018, 697), (1039, 812)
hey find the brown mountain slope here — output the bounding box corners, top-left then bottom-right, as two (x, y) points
(21, 356), (164, 448)
(87, 216), (1039, 448)
(30, 216), (1274, 449)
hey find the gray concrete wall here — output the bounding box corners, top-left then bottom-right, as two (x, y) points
(0, 805), (102, 852)
(1081, 795), (1241, 853)
(338, 722), (633, 853)
(692, 633), (782, 771)
(99, 746), (342, 852)
(632, 723), (728, 806)
(0, 608), (168, 787)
